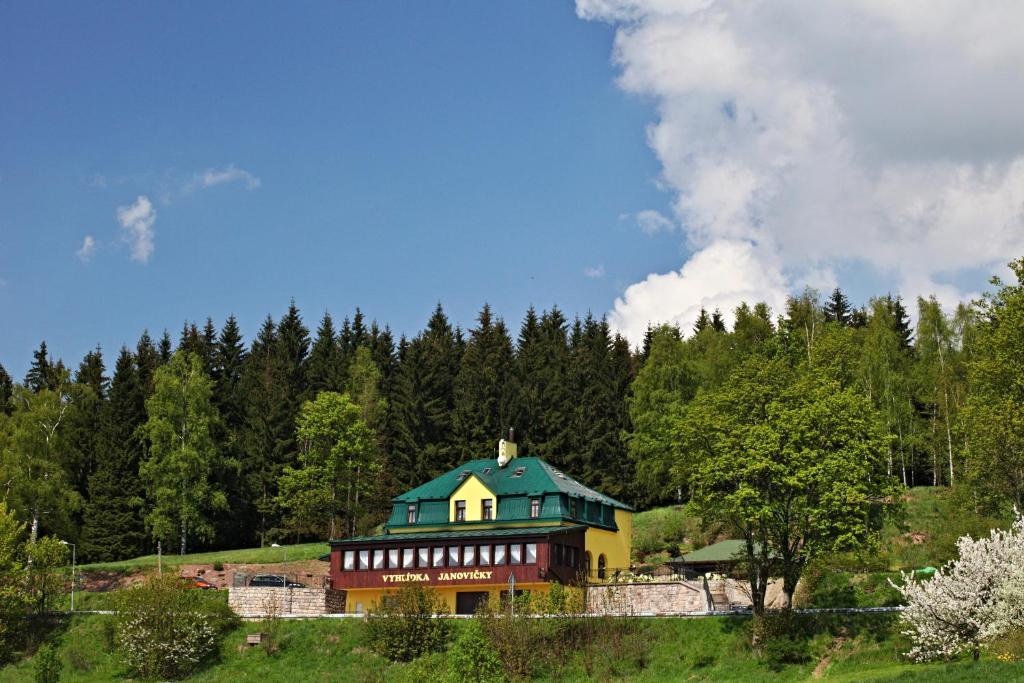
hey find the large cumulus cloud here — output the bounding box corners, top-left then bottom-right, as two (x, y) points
(579, 0), (1024, 344)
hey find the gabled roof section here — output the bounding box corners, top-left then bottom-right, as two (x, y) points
(393, 457), (632, 511)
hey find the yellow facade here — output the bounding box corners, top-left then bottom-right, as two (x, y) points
(583, 508), (632, 577)
(447, 475), (497, 523)
(343, 583), (550, 614)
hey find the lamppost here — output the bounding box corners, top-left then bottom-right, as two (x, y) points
(60, 540), (76, 613)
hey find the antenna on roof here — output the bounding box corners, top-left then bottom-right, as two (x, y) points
(497, 427), (517, 468)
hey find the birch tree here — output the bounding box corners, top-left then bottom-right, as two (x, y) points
(277, 391), (379, 538)
(0, 375), (80, 544)
(140, 351), (225, 555)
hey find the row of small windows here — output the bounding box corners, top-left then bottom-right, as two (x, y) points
(406, 497), (545, 524)
(342, 543), (538, 571)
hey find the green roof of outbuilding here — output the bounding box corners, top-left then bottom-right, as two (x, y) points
(680, 540), (749, 563)
(329, 525), (584, 545)
(393, 457), (632, 511)
(675, 539), (777, 563)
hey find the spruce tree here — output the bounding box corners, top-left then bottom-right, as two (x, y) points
(824, 287), (853, 326)
(136, 331), (160, 394)
(306, 312), (345, 396)
(75, 345), (108, 398)
(390, 304), (461, 483)
(693, 308), (711, 335)
(452, 305), (515, 460)
(0, 362), (14, 414)
(80, 347), (148, 561)
(25, 341), (60, 392)
(711, 308), (727, 333)
(157, 330), (173, 364)
(513, 307), (573, 462)
(210, 316), (248, 547)
(566, 315), (626, 490)
(886, 295), (914, 350)
(239, 316), (292, 545)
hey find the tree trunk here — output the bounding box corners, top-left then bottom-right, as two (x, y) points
(180, 523), (187, 555)
(30, 508), (40, 545)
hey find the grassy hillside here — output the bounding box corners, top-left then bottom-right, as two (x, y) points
(630, 486), (1010, 570)
(3, 613), (1022, 682)
(77, 542), (329, 574)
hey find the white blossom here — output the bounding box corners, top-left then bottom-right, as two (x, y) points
(890, 514), (1024, 661)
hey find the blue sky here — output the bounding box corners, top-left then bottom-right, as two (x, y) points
(5, 2), (1023, 378)
(0, 2), (677, 377)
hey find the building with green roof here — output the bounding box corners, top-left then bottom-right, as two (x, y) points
(328, 439), (633, 614)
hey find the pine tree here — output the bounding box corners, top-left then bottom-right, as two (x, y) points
(390, 304), (461, 483)
(75, 346), (108, 398)
(711, 309), (727, 333)
(209, 316), (247, 547)
(200, 318), (217, 374)
(886, 295), (914, 350)
(275, 301), (311, 450)
(157, 330), (173, 364)
(566, 315), (627, 491)
(62, 347), (109, 506)
(136, 331), (161, 394)
(824, 287), (853, 326)
(80, 347), (148, 561)
(0, 362), (15, 414)
(306, 312), (345, 396)
(25, 341), (61, 392)
(452, 305), (515, 460)
(238, 316), (292, 545)
(693, 308), (711, 335)
(513, 307), (573, 462)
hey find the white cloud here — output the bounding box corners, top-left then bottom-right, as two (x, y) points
(76, 235), (96, 262)
(578, 0), (1024, 345)
(188, 164), (261, 192)
(635, 209), (675, 234)
(585, 264), (607, 278)
(116, 196), (157, 263)
(609, 239), (789, 343)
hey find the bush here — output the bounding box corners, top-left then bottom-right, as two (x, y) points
(114, 573), (237, 680)
(33, 643), (63, 683)
(447, 619), (503, 683)
(365, 584), (452, 662)
(212, 561), (224, 571)
(752, 611), (810, 671)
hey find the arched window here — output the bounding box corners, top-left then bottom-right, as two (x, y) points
(598, 554), (607, 580)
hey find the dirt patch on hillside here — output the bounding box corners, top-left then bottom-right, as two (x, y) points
(80, 560), (330, 592)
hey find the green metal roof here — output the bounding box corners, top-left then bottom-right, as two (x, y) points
(681, 539), (747, 563)
(393, 457), (632, 511)
(678, 539), (775, 563)
(329, 525), (584, 545)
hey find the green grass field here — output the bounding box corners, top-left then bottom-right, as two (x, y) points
(77, 542), (329, 574)
(3, 613), (1022, 682)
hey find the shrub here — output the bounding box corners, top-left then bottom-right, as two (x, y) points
(114, 573), (237, 680)
(446, 619), (503, 683)
(212, 561), (224, 572)
(33, 643), (63, 683)
(365, 584), (451, 662)
(752, 611), (810, 671)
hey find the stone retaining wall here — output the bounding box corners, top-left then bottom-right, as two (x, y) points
(229, 587), (345, 617)
(586, 581), (709, 614)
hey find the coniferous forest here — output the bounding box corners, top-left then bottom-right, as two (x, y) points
(2, 258), (1024, 563)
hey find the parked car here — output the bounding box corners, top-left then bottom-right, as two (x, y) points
(181, 576), (217, 590)
(249, 574), (305, 588)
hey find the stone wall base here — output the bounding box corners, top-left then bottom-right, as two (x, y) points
(229, 587), (346, 617)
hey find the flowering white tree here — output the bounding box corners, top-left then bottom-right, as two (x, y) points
(890, 515), (1024, 661)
